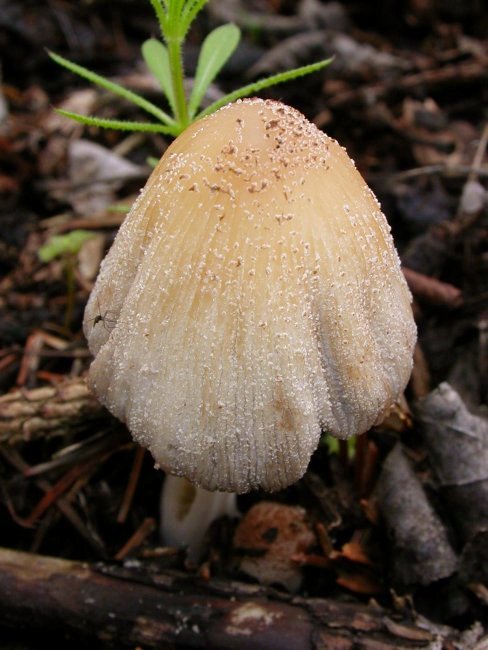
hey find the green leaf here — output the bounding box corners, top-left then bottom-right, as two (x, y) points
(188, 24), (240, 118)
(180, 0), (210, 36)
(39, 230), (96, 262)
(197, 57), (334, 119)
(107, 203), (133, 213)
(149, 0), (169, 37)
(142, 39), (177, 114)
(54, 110), (179, 135)
(48, 50), (176, 126)
(174, 0), (187, 16)
(322, 434), (356, 458)
(324, 436), (341, 455)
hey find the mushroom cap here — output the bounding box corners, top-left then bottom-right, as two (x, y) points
(84, 98), (416, 493)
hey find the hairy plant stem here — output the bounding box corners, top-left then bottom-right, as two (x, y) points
(167, 36), (189, 129)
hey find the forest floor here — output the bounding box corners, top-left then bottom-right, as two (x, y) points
(0, 1), (487, 648)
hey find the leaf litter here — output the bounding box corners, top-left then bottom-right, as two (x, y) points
(0, 0), (487, 647)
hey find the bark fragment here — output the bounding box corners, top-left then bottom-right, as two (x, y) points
(375, 443), (458, 585)
(417, 382), (488, 542)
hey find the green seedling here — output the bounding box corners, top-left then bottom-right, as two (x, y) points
(48, 0), (332, 137)
(107, 202), (133, 213)
(38, 230), (96, 262)
(324, 435), (357, 459)
(39, 230), (97, 331)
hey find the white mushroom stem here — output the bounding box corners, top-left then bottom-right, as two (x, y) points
(160, 475), (240, 562)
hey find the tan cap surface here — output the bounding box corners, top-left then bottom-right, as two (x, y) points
(84, 99), (416, 493)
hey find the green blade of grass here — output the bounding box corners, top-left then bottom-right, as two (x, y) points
(48, 50), (176, 126)
(55, 110), (179, 134)
(197, 58), (334, 119)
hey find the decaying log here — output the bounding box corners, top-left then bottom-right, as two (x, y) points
(0, 546), (465, 649)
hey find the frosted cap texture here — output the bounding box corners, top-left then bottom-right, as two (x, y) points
(84, 99), (417, 493)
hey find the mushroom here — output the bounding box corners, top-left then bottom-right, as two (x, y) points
(160, 475), (239, 562)
(83, 98), (416, 495)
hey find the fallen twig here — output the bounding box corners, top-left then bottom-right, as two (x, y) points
(0, 546), (469, 649)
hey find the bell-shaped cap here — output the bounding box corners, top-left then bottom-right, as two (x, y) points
(84, 99), (416, 493)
